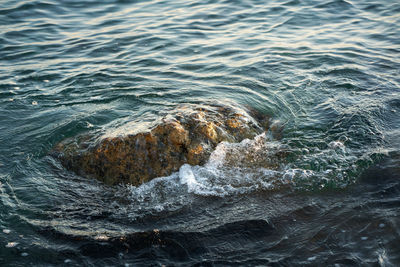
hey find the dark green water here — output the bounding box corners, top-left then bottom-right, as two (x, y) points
(1, 0), (399, 265)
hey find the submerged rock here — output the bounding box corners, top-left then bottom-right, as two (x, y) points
(52, 104), (270, 186)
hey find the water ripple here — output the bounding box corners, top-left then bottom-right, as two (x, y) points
(1, 0), (400, 265)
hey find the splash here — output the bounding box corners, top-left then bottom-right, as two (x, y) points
(126, 129), (373, 202)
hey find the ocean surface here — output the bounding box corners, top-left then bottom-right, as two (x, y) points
(1, 0), (399, 265)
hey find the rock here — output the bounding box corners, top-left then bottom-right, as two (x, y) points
(52, 104), (270, 186)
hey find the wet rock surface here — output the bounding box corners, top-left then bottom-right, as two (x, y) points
(52, 104), (270, 186)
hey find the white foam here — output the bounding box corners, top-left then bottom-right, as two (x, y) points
(205, 142), (227, 168)
(378, 249), (389, 267)
(94, 234), (109, 241)
(86, 122), (94, 128)
(179, 164), (198, 190)
(6, 242), (18, 248)
(174, 133), (289, 197)
(102, 120), (155, 138)
(179, 164), (230, 196)
(123, 129), (359, 210)
(328, 140), (345, 150)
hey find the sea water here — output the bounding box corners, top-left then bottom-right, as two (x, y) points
(0, 0), (399, 265)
